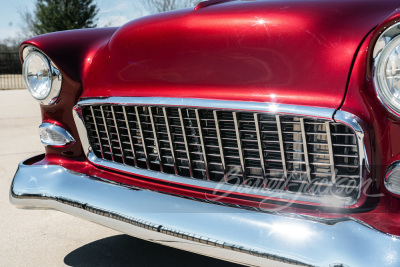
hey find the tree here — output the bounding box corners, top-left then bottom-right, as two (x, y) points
(135, 0), (201, 16)
(21, 0), (99, 36)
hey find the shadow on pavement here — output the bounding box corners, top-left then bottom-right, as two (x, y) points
(64, 234), (244, 267)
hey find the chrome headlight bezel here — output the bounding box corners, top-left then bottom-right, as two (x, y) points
(373, 22), (400, 117)
(22, 46), (62, 105)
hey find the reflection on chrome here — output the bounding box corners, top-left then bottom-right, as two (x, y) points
(10, 158), (400, 267)
(268, 222), (314, 242)
(385, 250), (399, 265)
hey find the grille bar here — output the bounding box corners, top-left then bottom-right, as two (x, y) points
(195, 109), (210, 180)
(233, 112), (247, 185)
(300, 118), (311, 183)
(81, 104), (362, 202)
(148, 107), (163, 172)
(254, 114), (267, 188)
(325, 121), (336, 184)
(214, 111), (228, 183)
(111, 106), (125, 164)
(135, 106), (150, 168)
(276, 115), (288, 179)
(163, 107), (178, 175)
(90, 106), (104, 158)
(100, 106), (114, 161)
(122, 106), (137, 166)
(178, 108), (194, 178)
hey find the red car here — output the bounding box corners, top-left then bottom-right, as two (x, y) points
(10, 0), (400, 266)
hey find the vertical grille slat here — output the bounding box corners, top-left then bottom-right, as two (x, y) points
(122, 106), (137, 167)
(325, 121), (336, 184)
(82, 104), (363, 202)
(100, 106), (114, 161)
(135, 106), (150, 169)
(275, 115), (288, 179)
(90, 106), (104, 158)
(111, 106), (125, 164)
(195, 109), (210, 180)
(178, 108), (194, 178)
(300, 118), (312, 183)
(163, 107), (178, 175)
(254, 113), (267, 188)
(148, 107), (164, 172)
(233, 112), (247, 185)
(213, 110), (227, 183)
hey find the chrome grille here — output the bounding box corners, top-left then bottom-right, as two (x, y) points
(82, 105), (361, 201)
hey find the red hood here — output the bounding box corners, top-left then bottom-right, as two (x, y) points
(82, 0), (400, 108)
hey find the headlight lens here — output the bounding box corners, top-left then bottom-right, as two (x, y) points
(375, 35), (400, 114)
(22, 48), (62, 105)
(23, 51), (52, 100)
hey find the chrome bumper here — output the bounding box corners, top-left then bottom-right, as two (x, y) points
(10, 157), (400, 267)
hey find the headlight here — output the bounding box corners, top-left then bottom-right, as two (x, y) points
(22, 47), (62, 105)
(373, 22), (400, 116)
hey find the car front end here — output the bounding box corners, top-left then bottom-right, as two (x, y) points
(10, 0), (400, 266)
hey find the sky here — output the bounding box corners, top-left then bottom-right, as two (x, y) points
(0, 0), (143, 41)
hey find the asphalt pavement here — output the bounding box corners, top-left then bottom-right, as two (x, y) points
(0, 90), (243, 267)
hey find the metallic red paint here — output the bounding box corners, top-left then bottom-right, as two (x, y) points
(339, 9), (400, 236)
(20, 28), (118, 82)
(20, 28), (118, 159)
(82, 0), (399, 108)
(18, 0), (400, 235)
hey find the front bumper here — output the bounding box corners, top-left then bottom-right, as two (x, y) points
(10, 156), (400, 267)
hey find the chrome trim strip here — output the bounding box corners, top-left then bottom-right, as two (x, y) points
(100, 106), (114, 161)
(233, 112), (247, 185)
(195, 109), (210, 180)
(77, 97), (336, 119)
(122, 106), (138, 167)
(178, 108), (193, 178)
(300, 118), (311, 183)
(276, 115), (288, 179)
(333, 110), (369, 204)
(10, 158), (400, 267)
(111, 106), (125, 164)
(325, 121), (336, 184)
(73, 97), (369, 207)
(334, 110), (370, 173)
(148, 107), (163, 172)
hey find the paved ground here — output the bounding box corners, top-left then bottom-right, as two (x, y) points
(0, 90), (242, 266)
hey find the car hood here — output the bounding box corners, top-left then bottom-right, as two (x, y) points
(83, 0), (400, 108)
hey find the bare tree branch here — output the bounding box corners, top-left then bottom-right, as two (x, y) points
(17, 7), (36, 39)
(134, 0), (201, 16)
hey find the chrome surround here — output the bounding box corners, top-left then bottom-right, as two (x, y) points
(373, 22), (400, 117)
(334, 110), (370, 173)
(10, 158), (400, 267)
(73, 97), (369, 207)
(22, 46), (63, 105)
(39, 123), (75, 146)
(384, 161), (400, 196)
